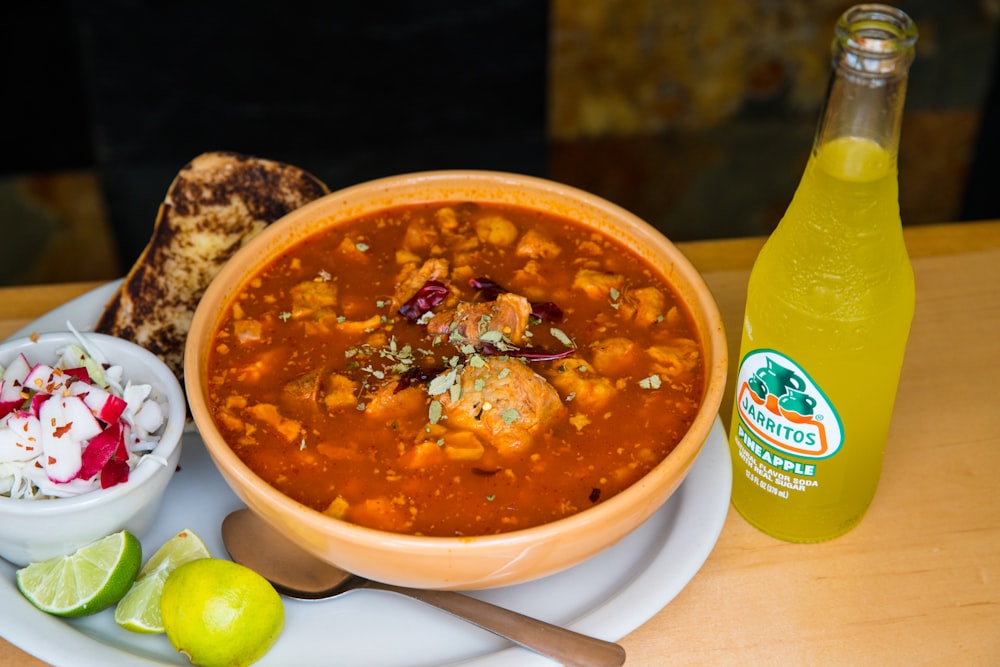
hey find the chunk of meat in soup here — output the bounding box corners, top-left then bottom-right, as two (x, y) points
(546, 360), (617, 412)
(515, 228), (561, 260)
(648, 338), (701, 383)
(438, 357), (565, 456)
(394, 258), (450, 306)
(290, 280), (338, 319)
(426, 292), (532, 345)
(589, 337), (642, 377)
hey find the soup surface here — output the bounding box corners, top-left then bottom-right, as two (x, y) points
(206, 202), (703, 536)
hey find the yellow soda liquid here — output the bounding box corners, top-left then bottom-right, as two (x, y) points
(728, 136), (915, 542)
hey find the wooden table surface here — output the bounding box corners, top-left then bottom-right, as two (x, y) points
(2, 220), (999, 666)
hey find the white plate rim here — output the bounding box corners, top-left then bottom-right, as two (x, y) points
(0, 281), (732, 667)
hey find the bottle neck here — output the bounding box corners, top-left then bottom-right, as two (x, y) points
(813, 5), (917, 159)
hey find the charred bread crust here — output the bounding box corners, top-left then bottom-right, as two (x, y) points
(94, 151), (329, 382)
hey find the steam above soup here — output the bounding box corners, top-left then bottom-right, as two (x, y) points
(206, 202), (704, 536)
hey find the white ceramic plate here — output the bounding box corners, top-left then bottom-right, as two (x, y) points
(0, 282), (732, 667)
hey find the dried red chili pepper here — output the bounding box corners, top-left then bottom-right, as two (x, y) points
(399, 280), (450, 321)
(477, 342), (576, 362)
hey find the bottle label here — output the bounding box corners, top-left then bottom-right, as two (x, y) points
(733, 349), (844, 470)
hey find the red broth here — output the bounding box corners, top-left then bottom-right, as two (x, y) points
(206, 202), (703, 536)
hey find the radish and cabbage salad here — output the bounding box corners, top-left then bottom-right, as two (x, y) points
(0, 335), (168, 499)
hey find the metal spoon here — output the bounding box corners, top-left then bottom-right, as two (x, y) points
(221, 509), (626, 667)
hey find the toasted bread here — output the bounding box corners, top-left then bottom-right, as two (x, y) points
(94, 151), (329, 381)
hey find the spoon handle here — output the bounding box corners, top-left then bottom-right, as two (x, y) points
(365, 581), (627, 667)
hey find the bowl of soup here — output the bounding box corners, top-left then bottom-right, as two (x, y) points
(185, 170), (727, 590)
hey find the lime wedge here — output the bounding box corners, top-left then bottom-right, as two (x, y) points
(15, 530), (142, 617)
(114, 528), (211, 633)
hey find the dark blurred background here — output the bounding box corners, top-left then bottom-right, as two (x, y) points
(1, 0), (997, 285)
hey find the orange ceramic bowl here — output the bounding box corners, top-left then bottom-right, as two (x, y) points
(185, 170), (727, 590)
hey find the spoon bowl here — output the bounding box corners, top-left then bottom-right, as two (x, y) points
(221, 509), (626, 667)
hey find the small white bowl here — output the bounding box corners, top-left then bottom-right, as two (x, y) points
(0, 332), (185, 566)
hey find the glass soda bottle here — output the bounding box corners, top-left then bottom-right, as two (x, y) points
(728, 4), (918, 542)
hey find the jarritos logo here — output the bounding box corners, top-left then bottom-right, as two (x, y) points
(735, 350), (843, 459)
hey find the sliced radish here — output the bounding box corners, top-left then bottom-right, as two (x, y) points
(59, 396), (103, 443)
(122, 383), (152, 416)
(23, 363), (54, 392)
(62, 366), (91, 383)
(0, 391), (20, 420)
(1, 353), (30, 398)
(0, 429), (24, 461)
(37, 396), (100, 483)
(0, 427), (39, 463)
(70, 382), (128, 424)
(0, 411), (42, 462)
(0, 355), (30, 415)
(79, 421), (122, 480)
(21, 465), (96, 498)
(117, 423), (131, 460)
(100, 457), (130, 488)
(100, 394), (128, 424)
(133, 398), (164, 433)
(96, 393), (127, 425)
(29, 392), (49, 418)
(23, 363), (71, 395)
(40, 448), (81, 484)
